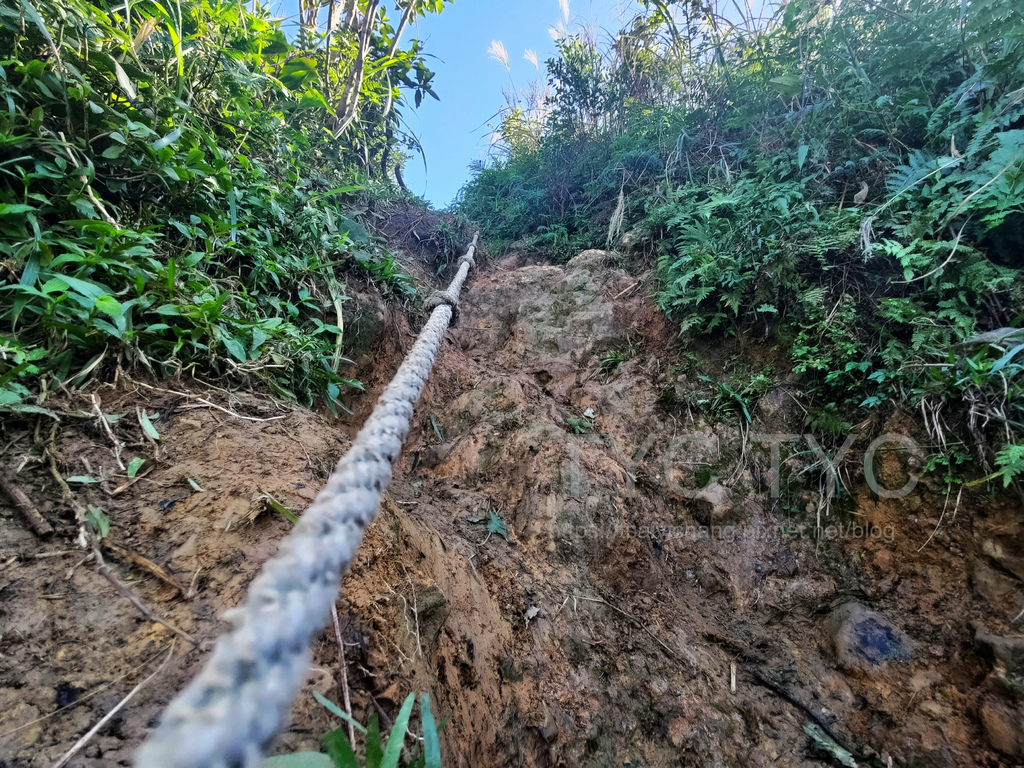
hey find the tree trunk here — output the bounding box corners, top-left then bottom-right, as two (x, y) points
(334, 0), (381, 136)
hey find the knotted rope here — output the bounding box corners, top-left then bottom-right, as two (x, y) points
(136, 233), (479, 768)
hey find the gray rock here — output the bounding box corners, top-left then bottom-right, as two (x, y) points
(981, 538), (1024, 583)
(979, 695), (1024, 758)
(690, 482), (740, 526)
(828, 602), (913, 673)
(419, 441), (454, 469)
(972, 557), (1022, 612)
(974, 624), (1024, 677)
(416, 585), (450, 644)
(566, 249), (613, 274)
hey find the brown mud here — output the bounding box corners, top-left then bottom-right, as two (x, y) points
(2, 247), (1023, 767)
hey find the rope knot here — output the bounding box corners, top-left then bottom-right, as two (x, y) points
(425, 289), (460, 325)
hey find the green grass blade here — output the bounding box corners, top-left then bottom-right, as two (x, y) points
(365, 714), (382, 768)
(323, 728), (359, 768)
(312, 692), (367, 735)
(420, 694), (441, 768)
(262, 754), (334, 768)
(379, 693), (415, 768)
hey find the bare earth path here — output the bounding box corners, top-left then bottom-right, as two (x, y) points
(2, 248), (1022, 767)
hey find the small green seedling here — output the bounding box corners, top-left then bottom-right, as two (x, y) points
(467, 511), (510, 543)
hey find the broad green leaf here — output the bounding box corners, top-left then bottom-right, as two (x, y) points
(4, 403), (60, 419)
(768, 73), (801, 97)
(153, 126), (184, 151)
(222, 335), (247, 361)
(19, 0), (54, 44)
(94, 295), (123, 318)
(366, 714), (382, 768)
(19, 254), (40, 287)
(92, 318), (125, 340)
(797, 144), (809, 170)
(251, 327), (269, 351)
(991, 343), (1024, 374)
(297, 90), (330, 110)
(55, 274), (111, 303)
(127, 457), (145, 477)
(263, 494), (298, 524)
(802, 722), (856, 768)
(0, 203), (36, 216)
(112, 58), (137, 100)
(85, 506), (110, 539)
(138, 410), (160, 441)
(487, 512), (509, 541)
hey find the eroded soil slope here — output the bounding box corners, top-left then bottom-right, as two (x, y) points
(2, 249), (1023, 767)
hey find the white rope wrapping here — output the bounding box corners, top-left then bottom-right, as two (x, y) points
(136, 234), (478, 768)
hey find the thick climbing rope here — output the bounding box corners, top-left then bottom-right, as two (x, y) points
(136, 234), (479, 768)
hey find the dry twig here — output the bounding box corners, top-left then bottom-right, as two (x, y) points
(103, 540), (186, 597)
(578, 593), (690, 666)
(48, 644), (175, 768)
(330, 603), (356, 745)
(749, 668), (862, 761)
(91, 393), (126, 469)
(0, 470), (53, 536)
(45, 449), (197, 646)
(129, 379), (286, 422)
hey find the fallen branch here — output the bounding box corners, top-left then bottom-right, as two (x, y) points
(109, 460), (155, 497)
(93, 554), (197, 645)
(749, 668), (862, 760)
(0, 470), (54, 537)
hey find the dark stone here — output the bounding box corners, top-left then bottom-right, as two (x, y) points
(772, 548), (799, 577)
(55, 682), (82, 708)
(828, 602), (913, 674)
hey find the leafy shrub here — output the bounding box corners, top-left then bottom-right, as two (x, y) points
(459, 0), (1024, 481)
(0, 0), (447, 417)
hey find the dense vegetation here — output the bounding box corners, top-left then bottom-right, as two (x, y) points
(0, 0), (450, 417)
(460, 0), (1024, 488)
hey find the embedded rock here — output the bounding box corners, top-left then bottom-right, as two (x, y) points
(828, 602), (913, 673)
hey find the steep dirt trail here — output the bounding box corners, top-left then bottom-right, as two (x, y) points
(336, 249), (1020, 767)
(1, 247), (1021, 767)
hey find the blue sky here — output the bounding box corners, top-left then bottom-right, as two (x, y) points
(272, 1), (640, 205)
(399, 1), (638, 206)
